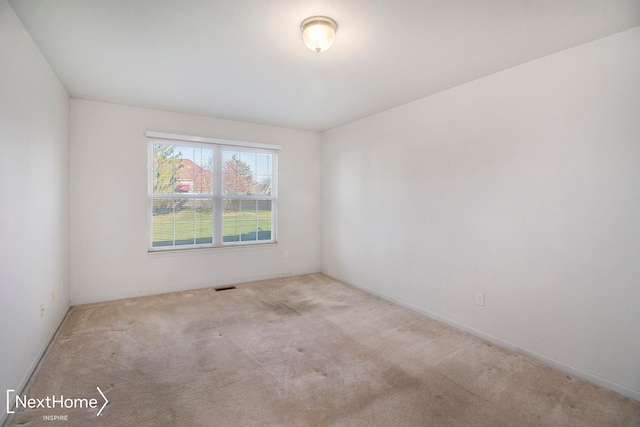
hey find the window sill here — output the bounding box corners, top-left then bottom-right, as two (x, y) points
(147, 241), (278, 257)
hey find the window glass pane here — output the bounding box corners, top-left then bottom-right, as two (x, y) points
(240, 152), (257, 174)
(195, 200), (213, 244)
(153, 144), (214, 195)
(223, 199), (272, 243)
(152, 145), (178, 194)
(252, 175), (272, 196)
(257, 200), (273, 240)
(193, 148), (214, 194)
(152, 198), (175, 247)
(174, 198), (195, 246)
(173, 145), (195, 194)
(153, 198), (214, 247)
(253, 154), (273, 195)
(222, 150), (255, 195)
(255, 154), (272, 176)
(239, 200), (258, 241)
(257, 200), (272, 241)
(223, 199), (240, 242)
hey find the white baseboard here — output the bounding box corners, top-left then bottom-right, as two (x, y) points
(336, 277), (640, 403)
(71, 269), (321, 306)
(1, 301), (71, 427)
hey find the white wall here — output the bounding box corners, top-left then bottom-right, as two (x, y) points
(0, 1), (71, 424)
(70, 99), (321, 304)
(321, 27), (640, 400)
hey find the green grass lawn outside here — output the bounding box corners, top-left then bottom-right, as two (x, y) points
(152, 209), (272, 246)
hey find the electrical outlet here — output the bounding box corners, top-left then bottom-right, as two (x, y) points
(40, 304), (45, 318)
(476, 293), (485, 306)
(284, 251), (289, 259)
(51, 289), (55, 302)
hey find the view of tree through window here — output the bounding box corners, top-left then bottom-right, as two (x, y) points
(221, 150), (273, 243)
(149, 139), (277, 249)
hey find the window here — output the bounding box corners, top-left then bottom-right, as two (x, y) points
(148, 132), (279, 250)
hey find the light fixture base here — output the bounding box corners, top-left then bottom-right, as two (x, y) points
(300, 16), (338, 33)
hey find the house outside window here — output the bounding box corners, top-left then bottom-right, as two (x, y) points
(148, 132), (279, 250)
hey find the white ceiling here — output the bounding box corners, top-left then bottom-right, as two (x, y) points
(9, 0), (640, 132)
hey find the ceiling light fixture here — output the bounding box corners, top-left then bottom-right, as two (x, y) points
(300, 16), (338, 53)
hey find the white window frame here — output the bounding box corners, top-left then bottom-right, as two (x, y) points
(147, 131), (280, 251)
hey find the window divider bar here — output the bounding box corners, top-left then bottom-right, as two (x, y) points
(214, 146), (223, 245)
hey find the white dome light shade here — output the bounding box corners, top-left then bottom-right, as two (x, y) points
(301, 16), (338, 53)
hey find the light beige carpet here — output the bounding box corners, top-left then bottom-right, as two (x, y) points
(6, 274), (640, 426)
